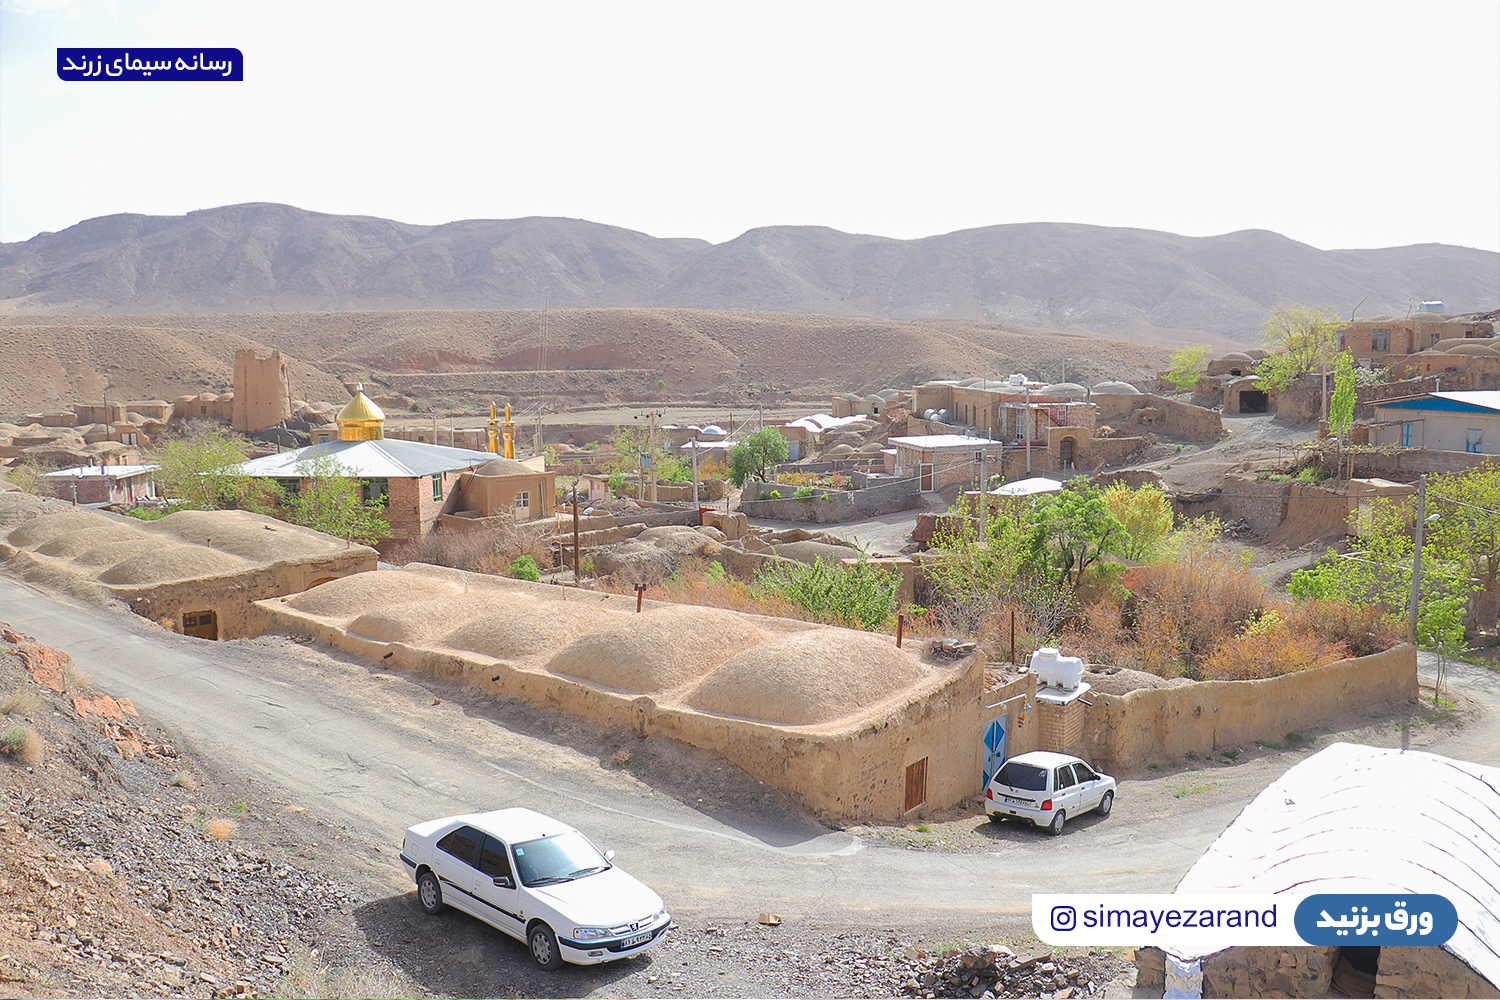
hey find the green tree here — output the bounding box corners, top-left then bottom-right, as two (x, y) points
(274, 457), (392, 546)
(1025, 483), (1128, 587)
(1255, 303), (1348, 393)
(150, 427), (254, 510)
(729, 427), (790, 487)
(1165, 345), (1211, 392)
(754, 557), (898, 631)
(1288, 466), (1500, 646)
(923, 500), (1037, 632)
(1328, 351), (1357, 437)
(1102, 482), (1174, 562)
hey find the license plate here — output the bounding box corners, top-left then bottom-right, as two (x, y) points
(1004, 796), (1029, 806)
(622, 931), (651, 948)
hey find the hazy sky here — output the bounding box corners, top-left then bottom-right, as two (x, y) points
(3, 0), (1497, 252)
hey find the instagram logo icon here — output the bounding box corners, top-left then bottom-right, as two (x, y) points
(1050, 906), (1077, 932)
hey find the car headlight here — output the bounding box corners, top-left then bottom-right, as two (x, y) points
(572, 926), (612, 940)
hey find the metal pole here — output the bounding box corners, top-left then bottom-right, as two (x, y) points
(691, 437), (699, 506)
(1010, 606), (1016, 665)
(572, 487), (580, 584)
(1409, 475), (1427, 643)
(649, 410), (658, 503)
(896, 613), (904, 649)
(1025, 388), (1032, 475)
(979, 449), (988, 537)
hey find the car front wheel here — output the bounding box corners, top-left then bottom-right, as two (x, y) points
(529, 923), (564, 970)
(417, 871), (444, 914)
(1097, 791), (1114, 817)
(1048, 809), (1066, 836)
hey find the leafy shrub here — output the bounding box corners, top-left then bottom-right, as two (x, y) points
(704, 561), (727, 585)
(795, 486), (816, 501)
(768, 490), (782, 499)
(754, 558), (899, 631)
(1284, 600), (1404, 657)
(509, 555), (541, 582)
(1201, 631), (1347, 680)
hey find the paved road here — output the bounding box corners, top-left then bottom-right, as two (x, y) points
(3, 575), (1496, 945)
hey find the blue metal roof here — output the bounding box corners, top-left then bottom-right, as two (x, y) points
(1374, 391), (1500, 416)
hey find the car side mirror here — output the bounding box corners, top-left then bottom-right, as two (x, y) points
(604, 850), (615, 862)
(493, 875), (514, 889)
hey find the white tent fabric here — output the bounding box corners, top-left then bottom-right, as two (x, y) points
(1173, 743), (1499, 986)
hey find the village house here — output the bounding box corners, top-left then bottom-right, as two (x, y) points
(1343, 316), (1495, 367)
(1369, 390), (1500, 455)
(40, 463), (159, 506)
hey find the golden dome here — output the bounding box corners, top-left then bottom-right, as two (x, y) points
(338, 385), (386, 441)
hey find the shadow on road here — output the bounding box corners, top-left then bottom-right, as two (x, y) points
(354, 891), (653, 998)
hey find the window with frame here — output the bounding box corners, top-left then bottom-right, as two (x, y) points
(436, 826), (482, 867)
(1467, 429), (1483, 454)
(476, 836), (513, 880)
(1401, 422), (1414, 448)
(432, 473), (444, 502)
(276, 477), (301, 498)
(514, 491), (530, 512)
(1371, 329), (1390, 352)
(361, 478), (390, 507)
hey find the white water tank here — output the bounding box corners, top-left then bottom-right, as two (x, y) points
(1030, 647), (1084, 690)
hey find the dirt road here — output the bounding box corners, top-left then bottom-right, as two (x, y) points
(3, 574), (1495, 997)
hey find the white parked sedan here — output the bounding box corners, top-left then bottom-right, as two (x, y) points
(399, 807), (670, 969)
(984, 751), (1116, 835)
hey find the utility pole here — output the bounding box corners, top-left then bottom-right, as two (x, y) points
(572, 485), (581, 584)
(649, 409), (658, 503)
(1024, 387), (1032, 475)
(1409, 475), (1427, 642)
(979, 449), (989, 537)
(691, 436), (700, 506)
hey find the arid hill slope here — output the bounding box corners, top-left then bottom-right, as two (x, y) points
(4, 204), (1494, 340)
(0, 309), (1172, 415)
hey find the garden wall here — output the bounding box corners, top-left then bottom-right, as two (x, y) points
(1081, 644), (1416, 774)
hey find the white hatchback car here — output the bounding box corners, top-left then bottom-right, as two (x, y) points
(400, 807), (670, 969)
(984, 751), (1116, 835)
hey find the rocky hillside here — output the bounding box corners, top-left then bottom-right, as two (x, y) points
(5, 204), (1494, 340)
(0, 309), (1174, 415)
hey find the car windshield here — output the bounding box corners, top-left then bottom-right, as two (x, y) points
(511, 830), (611, 887)
(996, 761), (1049, 791)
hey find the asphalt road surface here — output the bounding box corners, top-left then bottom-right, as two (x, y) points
(3, 574), (1495, 949)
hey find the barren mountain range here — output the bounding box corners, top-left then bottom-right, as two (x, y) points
(4, 203), (1496, 338)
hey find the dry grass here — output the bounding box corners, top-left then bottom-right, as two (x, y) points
(271, 948), (412, 999)
(0, 690), (43, 716)
(169, 771), (196, 790)
(203, 818), (237, 840)
(0, 724), (43, 765)
(386, 523), (551, 577)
